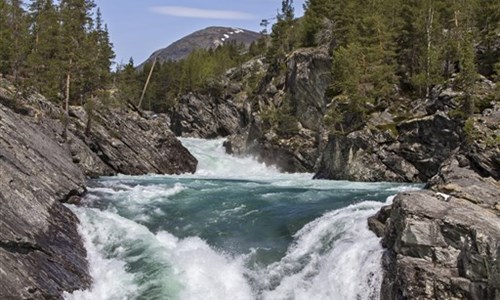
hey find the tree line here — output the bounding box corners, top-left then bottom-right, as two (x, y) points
(299, 0), (499, 112)
(0, 0), (114, 107)
(119, 40), (267, 112)
(1, 0), (497, 121)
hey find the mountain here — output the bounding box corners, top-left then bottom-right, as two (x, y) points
(139, 26), (262, 67)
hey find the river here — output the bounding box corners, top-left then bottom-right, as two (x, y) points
(65, 138), (421, 300)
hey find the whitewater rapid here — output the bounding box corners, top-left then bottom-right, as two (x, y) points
(65, 138), (421, 300)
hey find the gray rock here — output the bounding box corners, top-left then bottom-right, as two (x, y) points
(170, 93), (244, 138)
(314, 128), (421, 182)
(286, 48), (332, 131)
(380, 190), (500, 300)
(69, 106), (197, 175)
(225, 48), (332, 172)
(0, 78), (198, 298)
(315, 111), (462, 182)
(397, 112), (461, 179)
(0, 97), (91, 298)
(428, 157), (500, 208)
(464, 103), (500, 180)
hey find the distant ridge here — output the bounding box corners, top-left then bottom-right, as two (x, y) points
(138, 26), (262, 68)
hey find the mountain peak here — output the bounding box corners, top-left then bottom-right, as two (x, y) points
(139, 26), (262, 68)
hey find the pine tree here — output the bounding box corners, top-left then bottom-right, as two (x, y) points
(116, 57), (140, 106)
(331, 0), (398, 116)
(266, 0), (296, 75)
(93, 8), (114, 88)
(0, 0), (11, 75)
(26, 0), (62, 100)
(59, 0), (95, 138)
(2, 0), (30, 84)
(475, 0), (500, 78)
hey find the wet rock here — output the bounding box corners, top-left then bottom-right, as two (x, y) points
(368, 205), (392, 238)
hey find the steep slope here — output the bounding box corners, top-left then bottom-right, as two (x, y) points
(139, 26), (261, 67)
(0, 78), (197, 299)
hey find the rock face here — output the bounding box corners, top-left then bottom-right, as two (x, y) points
(380, 189), (500, 300)
(314, 77), (497, 182)
(226, 48), (331, 172)
(69, 106), (197, 176)
(0, 78), (197, 298)
(285, 47), (332, 131)
(170, 93), (245, 138)
(370, 104), (500, 300)
(0, 92), (90, 299)
(314, 111), (461, 182)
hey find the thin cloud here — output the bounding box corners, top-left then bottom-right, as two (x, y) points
(150, 6), (255, 20)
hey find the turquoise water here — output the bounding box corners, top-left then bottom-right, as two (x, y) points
(65, 139), (421, 300)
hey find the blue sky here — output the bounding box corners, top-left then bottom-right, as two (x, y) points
(94, 0), (305, 66)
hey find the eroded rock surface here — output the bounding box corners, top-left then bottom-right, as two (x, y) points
(379, 189), (500, 300)
(371, 104), (500, 299)
(225, 48), (331, 172)
(0, 78), (197, 298)
(0, 93), (90, 299)
(170, 93), (245, 138)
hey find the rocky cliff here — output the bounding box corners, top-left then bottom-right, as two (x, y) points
(0, 78), (197, 299)
(223, 48), (332, 172)
(369, 104), (500, 299)
(314, 77), (496, 183)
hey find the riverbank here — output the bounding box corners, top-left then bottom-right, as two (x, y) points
(0, 78), (197, 299)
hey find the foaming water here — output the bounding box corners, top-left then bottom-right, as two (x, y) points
(178, 138), (309, 181)
(66, 139), (422, 300)
(252, 199), (391, 300)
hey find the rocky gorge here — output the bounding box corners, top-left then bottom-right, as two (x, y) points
(0, 78), (197, 299)
(0, 45), (498, 300)
(166, 45), (499, 299)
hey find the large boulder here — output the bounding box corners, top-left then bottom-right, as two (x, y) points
(379, 189), (500, 300)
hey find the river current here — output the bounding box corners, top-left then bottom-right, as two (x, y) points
(65, 138), (421, 300)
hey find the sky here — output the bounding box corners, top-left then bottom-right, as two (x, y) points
(94, 0), (305, 67)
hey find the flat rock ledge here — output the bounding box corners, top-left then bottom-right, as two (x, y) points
(0, 79), (197, 299)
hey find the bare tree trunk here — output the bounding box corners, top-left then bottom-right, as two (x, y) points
(425, 1), (434, 99)
(138, 57), (157, 109)
(62, 58), (72, 141)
